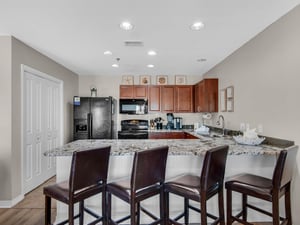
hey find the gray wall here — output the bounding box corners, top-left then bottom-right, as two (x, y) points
(0, 36), (79, 202)
(0, 36), (13, 201)
(204, 5), (300, 223)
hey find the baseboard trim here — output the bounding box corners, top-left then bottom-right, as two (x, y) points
(0, 194), (24, 208)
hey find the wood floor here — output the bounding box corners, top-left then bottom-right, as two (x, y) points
(0, 177), (56, 225)
(0, 176), (272, 225)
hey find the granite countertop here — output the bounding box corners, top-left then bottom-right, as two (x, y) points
(45, 130), (286, 157)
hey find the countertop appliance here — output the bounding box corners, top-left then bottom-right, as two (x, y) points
(119, 99), (148, 114)
(173, 117), (183, 130)
(118, 119), (149, 139)
(166, 113), (174, 130)
(73, 96), (116, 140)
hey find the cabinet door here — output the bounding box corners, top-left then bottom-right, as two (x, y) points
(120, 85), (133, 98)
(194, 79), (218, 112)
(198, 81), (206, 112)
(175, 85), (194, 112)
(134, 85), (148, 99)
(206, 79), (218, 112)
(148, 85), (161, 112)
(161, 85), (175, 112)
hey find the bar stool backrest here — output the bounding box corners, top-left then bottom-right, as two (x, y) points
(131, 146), (169, 191)
(200, 145), (229, 191)
(272, 145), (298, 189)
(69, 146), (111, 194)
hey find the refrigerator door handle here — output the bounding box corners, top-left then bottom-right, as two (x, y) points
(90, 113), (93, 138)
(88, 113), (93, 138)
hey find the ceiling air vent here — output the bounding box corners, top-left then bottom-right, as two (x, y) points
(124, 40), (144, 47)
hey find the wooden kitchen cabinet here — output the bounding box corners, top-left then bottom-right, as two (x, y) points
(161, 85), (175, 112)
(148, 85), (194, 113)
(194, 79), (218, 112)
(148, 85), (161, 112)
(148, 132), (198, 139)
(119, 85), (148, 99)
(175, 85), (194, 112)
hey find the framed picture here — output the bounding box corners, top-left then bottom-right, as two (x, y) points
(175, 75), (187, 85)
(227, 99), (234, 112)
(122, 75), (134, 85)
(140, 75), (151, 85)
(226, 86), (234, 112)
(156, 75), (168, 85)
(226, 86), (234, 98)
(220, 89), (227, 112)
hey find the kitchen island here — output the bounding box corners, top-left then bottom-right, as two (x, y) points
(46, 133), (293, 224)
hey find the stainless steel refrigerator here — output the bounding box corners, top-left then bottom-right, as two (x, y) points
(73, 96), (116, 140)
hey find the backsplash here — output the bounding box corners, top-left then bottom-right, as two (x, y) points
(117, 112), (217, 130)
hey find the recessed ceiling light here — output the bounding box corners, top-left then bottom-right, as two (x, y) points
(147, 64), (154, 68)
(147, 50), (157, 56)
(112, 58), (120, 67)
(104, 51), (112, 55)
(120, 21), (134, 30)
(190, 21), (204, 31)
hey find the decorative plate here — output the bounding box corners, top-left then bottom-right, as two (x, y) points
(233, 135), (265, 146)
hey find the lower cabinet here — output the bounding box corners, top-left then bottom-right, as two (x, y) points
(148, 132), (198, 139)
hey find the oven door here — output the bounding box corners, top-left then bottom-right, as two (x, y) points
(118, 131), (149, 139)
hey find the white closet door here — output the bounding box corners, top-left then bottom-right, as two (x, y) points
(23, 71), (60, 193)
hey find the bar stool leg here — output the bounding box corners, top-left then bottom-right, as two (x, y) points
(130, 200), (137, 225)
(102, 189), (107, 225)
(242, 193), (247, 221)
(45, 196), (51, 225)
(285, 185), (292, 225)
(200, 196), (207, 225)
(69, 204), (74, 225)
(159, 189), (165, 225)
(272, 195), (280, 225)
(107, 192), (112, 224)
(226, 189), (233, 225)
(79, 201), (84, 225)
(218, 189), (225, 225)
(184, 198), (189, 225)
(137, 202), (140, 225)
(164, 191), (170, 225)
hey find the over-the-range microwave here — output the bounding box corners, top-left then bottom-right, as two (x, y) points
(119, 99), (148, 114)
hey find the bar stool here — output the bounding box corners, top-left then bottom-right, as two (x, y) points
(164, 145), (229, 225)
(43, 146), (111, 225)
(106, 146), (169, 225)
(225, 145), (298, 225)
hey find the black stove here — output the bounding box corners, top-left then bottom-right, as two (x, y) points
(118, 119), (149, 139)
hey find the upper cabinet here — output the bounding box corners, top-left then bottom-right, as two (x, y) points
(120, 78), (217, 113)
(120, 85), (148, 99)
(148, 85), (161, 112)
(194, 79), (218, 112)
(161, 85), (175, 112)
(149, 85), (194, 113)
(175, 85), (194, 112)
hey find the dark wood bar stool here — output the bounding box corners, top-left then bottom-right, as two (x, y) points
(106, 146), (169, 225)
(43, 146), (111, 225)
(225, 145), (298, 225)
(164, 145), (229, 225)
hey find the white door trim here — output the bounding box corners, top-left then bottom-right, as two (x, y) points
(20, 64), (64, 195)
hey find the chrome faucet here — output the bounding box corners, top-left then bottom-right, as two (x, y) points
(216, 115), (225, 136)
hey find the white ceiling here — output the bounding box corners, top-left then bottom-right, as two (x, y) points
(0, 0), (299, 76)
